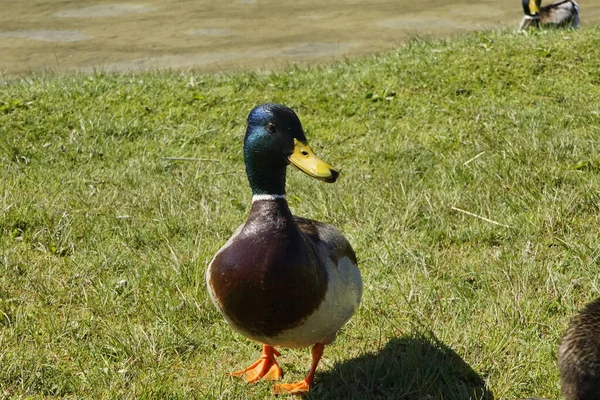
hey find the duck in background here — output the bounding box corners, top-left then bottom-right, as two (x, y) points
(519, 0), (580, 29)
(206, 103), (362, 395)
(558, 296), (600, 400)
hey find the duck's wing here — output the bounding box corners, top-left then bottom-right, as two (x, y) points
(294, 216), (358, 266)
(541, 0), (579, 26)
(291, 216), (361, 347)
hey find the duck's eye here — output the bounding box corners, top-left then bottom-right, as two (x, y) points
(301, 150), (309, 156)
(266, 123), (276, 133)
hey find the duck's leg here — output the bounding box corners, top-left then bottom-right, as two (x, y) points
(272, 343), (324, 395)
(230, 345), (283, 383)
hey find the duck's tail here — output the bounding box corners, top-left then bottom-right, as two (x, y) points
(571, 0), (580, 28)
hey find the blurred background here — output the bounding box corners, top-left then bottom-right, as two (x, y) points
(2, 0), (600, 78)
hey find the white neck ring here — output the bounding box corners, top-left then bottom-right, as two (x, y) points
(252, 194), (286, 202)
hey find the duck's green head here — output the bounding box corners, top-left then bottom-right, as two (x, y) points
(522, 0), (540, 16)
(243, 103), (338, 196)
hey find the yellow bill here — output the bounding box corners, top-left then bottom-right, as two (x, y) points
(529, 0), (540, 14)
(288, 139), (339, 183)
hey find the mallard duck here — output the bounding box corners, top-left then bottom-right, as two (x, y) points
(558, 297), (600, 400)
(519, 0), (580, 30)
(206, 103), (362, 395)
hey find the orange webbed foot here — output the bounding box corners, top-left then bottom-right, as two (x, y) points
(230, 345), (283, 383)
(272, 379), (311, 395)
(272, 343), (325, 395)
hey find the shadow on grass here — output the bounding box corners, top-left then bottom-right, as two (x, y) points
(309, 332), (492, 400)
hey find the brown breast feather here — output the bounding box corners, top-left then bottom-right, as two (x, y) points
(209, 200), (330, 338)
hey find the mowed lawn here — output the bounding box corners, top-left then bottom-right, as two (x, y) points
(1, 27), (599, 399)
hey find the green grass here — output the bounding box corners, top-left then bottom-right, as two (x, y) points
(1, 27), (600, 399)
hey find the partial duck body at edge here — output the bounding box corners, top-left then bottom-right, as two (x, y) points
(520, 0), (579, 29)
